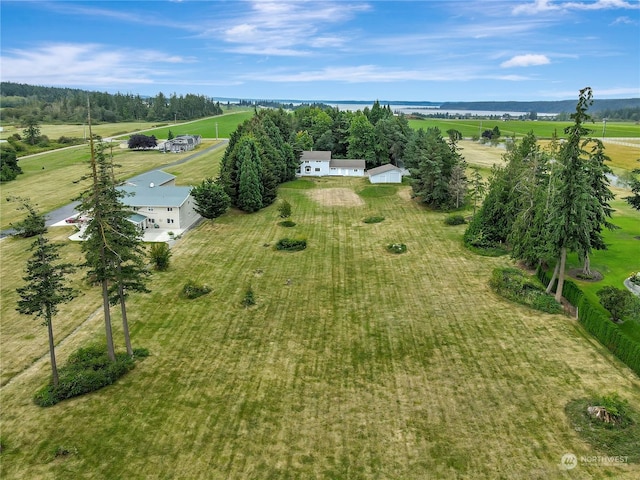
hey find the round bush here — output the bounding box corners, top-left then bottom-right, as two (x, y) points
(276, 238), (307, 251)
(444, 214), (466, 226)
(278, 220), (297, 227)
(386, 243), (407, 254)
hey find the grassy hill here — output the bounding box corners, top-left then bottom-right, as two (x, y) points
(2, 171), (639, 478)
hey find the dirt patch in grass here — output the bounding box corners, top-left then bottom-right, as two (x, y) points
(307, 188), (365, 207)
(567, 267), (604, 282)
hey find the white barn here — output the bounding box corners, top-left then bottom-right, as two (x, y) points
(367, 163), (405, 184)
(298, 151), (366, 177)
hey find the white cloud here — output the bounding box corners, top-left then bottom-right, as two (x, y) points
(0, 43), (193, 87)
(611, 15), (638, 24)
(513, 0), (639, 14)
(501, 54), (551, 67)
(245, 65), (531, 84)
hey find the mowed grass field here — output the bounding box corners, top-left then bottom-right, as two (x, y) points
(407, 117), (640, 140)
(1, 174), (640, 479)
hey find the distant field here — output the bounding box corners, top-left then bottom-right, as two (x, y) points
(1, 176), (639, 479)
(407, 117), (640, 139)
(0, 108), (253, 143)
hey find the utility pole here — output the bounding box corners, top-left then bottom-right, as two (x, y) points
(215, 122), (218, 140)
(602, 118), (607, 139)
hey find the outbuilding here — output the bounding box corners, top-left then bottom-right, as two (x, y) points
(367, 163), (405, 184)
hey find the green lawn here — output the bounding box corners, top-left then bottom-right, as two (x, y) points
(121, 110), (255, 140)
(407, 118), (640, 139)
(2, 176), (639, 479)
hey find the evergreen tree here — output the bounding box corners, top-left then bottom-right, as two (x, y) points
(191, 178), (231, 219)
(237, 139), (263, 213)
(77, 127), (148, 359)
(546, 87), (602, 301)
(624, 168), (640, 211)
(16, 205), (75, 387)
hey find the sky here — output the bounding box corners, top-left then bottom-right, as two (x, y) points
(1, 0), (639, 102)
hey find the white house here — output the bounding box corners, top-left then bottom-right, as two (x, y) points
(298, 151), (366, 177)
(367, 163), (406, 184)
(118, 170), (200, 231)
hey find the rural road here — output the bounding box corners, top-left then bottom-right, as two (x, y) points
(0, 139), (228, 238)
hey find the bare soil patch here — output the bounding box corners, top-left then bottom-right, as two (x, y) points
(567, 267), (604, 282)
(307, 188), (365, 207)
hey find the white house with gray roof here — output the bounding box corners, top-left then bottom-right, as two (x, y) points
(119, 170), (200, 231)
(298, 151), (366, 177)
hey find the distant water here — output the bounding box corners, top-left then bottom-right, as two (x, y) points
(288, 101), (557, 117)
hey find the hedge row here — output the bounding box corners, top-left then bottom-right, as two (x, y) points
(537, 268), (640, 376)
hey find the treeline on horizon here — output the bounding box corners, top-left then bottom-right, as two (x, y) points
(1, 82), (639, 124)
(0, 82), (224, 124)
(439, 99), (640, 121)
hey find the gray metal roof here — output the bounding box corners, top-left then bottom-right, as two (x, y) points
(119, 185), (192, 208)
(367, 163), (401, 176)
(125, 170), (175, 187)
(301, 151), (332, 161)
(330, 159), (366, 169)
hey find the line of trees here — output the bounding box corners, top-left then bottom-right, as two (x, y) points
(0, 82), (223, 124)
(464, 88), (617, 302)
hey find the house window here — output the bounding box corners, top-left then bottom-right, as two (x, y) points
(305, 166), (311, 173)
(148, 207), (154, 212)
(167, 207), (173, 211)
(353, 169), (358, 172)
(167, 218), (174, 224)
(315, 168), (321, 172)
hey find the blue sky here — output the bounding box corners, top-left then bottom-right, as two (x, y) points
(1, 0), (639, 102)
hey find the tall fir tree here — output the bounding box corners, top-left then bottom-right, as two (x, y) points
(16, 205), (75, 387)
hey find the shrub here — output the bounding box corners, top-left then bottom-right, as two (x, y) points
(490, 267), (561, 314)
(242, 285), (256, 307)
(278, 220), (296, 227)
(386, 243), (407, 254)
(276, 238), (307, 251)
(149, 242), (171, 271)
(597, 286), (633, 322)
(181, 280), (211, 299)
(444, 214), (466, 226)
(278, 199), (292, 218)
(33, 344), (144, 407)
(630, 272), (640, 286)
(363, 216), (385, 224)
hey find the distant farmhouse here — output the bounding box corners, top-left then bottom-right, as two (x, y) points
(118, 170), (200, 231)
(298, 151), (366, 177)
(159, 134), (202, 153)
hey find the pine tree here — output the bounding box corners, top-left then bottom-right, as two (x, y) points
(77, 116), (149, 359)
(16, 205), (75, 387)
(237, 139), (263, 213)
(546, 87), (602, 302)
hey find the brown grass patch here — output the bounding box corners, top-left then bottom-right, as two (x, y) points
(307, 187), (365, 207)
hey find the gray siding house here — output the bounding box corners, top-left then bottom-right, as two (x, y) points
(119, 170), (200, 231)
